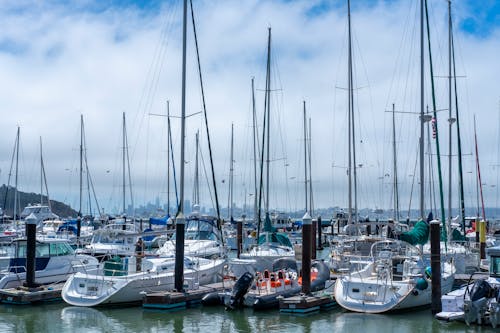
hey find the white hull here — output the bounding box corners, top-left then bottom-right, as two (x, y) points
(62, 258), (225, 306)
(334, 262), (455, 313)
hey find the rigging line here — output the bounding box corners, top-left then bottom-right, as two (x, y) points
(199, 146), (216, 213)
(168, 114), (179, 211)
(2, 129), (18, 213)
(130, 5), (178, 157)
(189, 0), (222, 237)
(451, 19), (466, 233)
(408, 143), (418, 221)
(82, 122), (101, 217)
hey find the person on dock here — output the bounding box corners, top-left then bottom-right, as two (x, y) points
(135, 238), (144, 272)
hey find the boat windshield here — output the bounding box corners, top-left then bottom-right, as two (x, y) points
(257, 232), (292, 248)
(171, 219), (219, 241)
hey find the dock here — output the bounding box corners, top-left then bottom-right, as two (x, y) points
(279, 293), (336, 315)
(0, 283), (64, 305)
(143, 280), (235, 311)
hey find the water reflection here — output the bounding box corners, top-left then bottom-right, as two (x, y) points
(0, 302), (497, 333)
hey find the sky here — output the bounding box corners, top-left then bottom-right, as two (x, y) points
(0, 0), (498, 218)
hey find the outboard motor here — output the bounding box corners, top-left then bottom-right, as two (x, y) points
(489, 287), (500, 328)
(224, 272), (254, 310)
(464, 279), (492, 325)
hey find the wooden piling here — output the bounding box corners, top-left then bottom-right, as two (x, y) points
(479, 220), (486, 260)
(237, 219), (243, 259)
(430, 220), (442, 314)
(25, 215), (37, 289)
(302, 212), (312, 295)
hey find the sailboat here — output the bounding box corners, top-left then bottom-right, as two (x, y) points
(334, 0), (457, 313)
(230, 28), (295, 278)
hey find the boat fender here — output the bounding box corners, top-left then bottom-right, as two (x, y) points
(424, 266), (432, 279)
(415, 277), (428, 291)
(201, 292), (223, 306)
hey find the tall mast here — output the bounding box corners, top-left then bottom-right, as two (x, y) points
(392, 104), (400, 221)
(447, 0), (453, 232)
(79, 115), (83, 218)
(451, 7), (466, 234)
(251, 78), (258, 222)
(474, 116), (486, 222)
(40, 137), (43, 205)
(303, 101), (308, 212)
(309, 117), (314, 216)
(167, 100), (171, 216)
(122, 112), (126, 215)
(13, 127), (20, 224)
(194, 131), (200, 206)
(419, 0), (425, 219)
(347, 0), (357, 224)
(175, 0), (188, 293)
(40, 137), (51, 211)
(265, 27), (271, 215)
(229, 124), (234, 220)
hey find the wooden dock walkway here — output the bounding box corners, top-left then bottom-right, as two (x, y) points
(0, 283), (64, 305)
(143, 280), (235, 310)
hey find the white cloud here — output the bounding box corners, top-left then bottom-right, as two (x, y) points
(0, 0), (498, 218)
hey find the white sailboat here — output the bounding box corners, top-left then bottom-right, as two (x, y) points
(334, 239), (455, 313)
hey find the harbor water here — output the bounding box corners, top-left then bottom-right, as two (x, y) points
(0, 301), (495, 333)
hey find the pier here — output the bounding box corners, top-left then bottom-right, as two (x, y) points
(0, 283), (64, 305)
(142, 280), (235, 311)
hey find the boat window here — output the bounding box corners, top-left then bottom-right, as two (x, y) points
(491, 256), (500, 277)
(50, 242), (74, 256)
(36, 243), (50, 257)
(16, 241), (27, 258)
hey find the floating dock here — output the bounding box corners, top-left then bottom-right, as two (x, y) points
(143, 280), (235, 311)
(0, 283), (64, 305)
(279, 293), (336, 315)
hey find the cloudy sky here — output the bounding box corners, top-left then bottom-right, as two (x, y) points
(0, 0), (498, 217)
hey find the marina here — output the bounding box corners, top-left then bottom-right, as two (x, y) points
(0, 0), (499, 331)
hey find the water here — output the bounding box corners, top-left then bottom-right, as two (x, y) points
(0, 302), (495, 333)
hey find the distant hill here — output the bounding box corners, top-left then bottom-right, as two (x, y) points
(0, 184), (77, 218)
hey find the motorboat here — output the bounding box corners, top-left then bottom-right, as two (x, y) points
(202, 258), (330, 310)
(436, 246), (500, 328)
(0, 238), (99, 289)
(62, 255), (226, 306)
(156, 214), (226, 259)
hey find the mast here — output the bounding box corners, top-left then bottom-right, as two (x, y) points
(122, 112), (126, 215)
(167, 100), (171, 216)
(303, 101), (308, 213)
(419, 0), (425, 219)
(251, 78), (258, 222)
(79, 116), (83, 218)
(309, 118), (314, 216)
(13, 127), (20, 225)
(175, 0), (187, 292)
(40, 137), (43, 206)
(474, 116), (486, 222)
(447, 0), (453, 234)
(194, 131), (200, 206)
(40, 137), (51, 211)
(265, 27), (271, 216)
(451, 9), (466, 234)
(392, 104), (400, 221)
(229, 124), (234, 220)
(346, 0), (358, 224)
